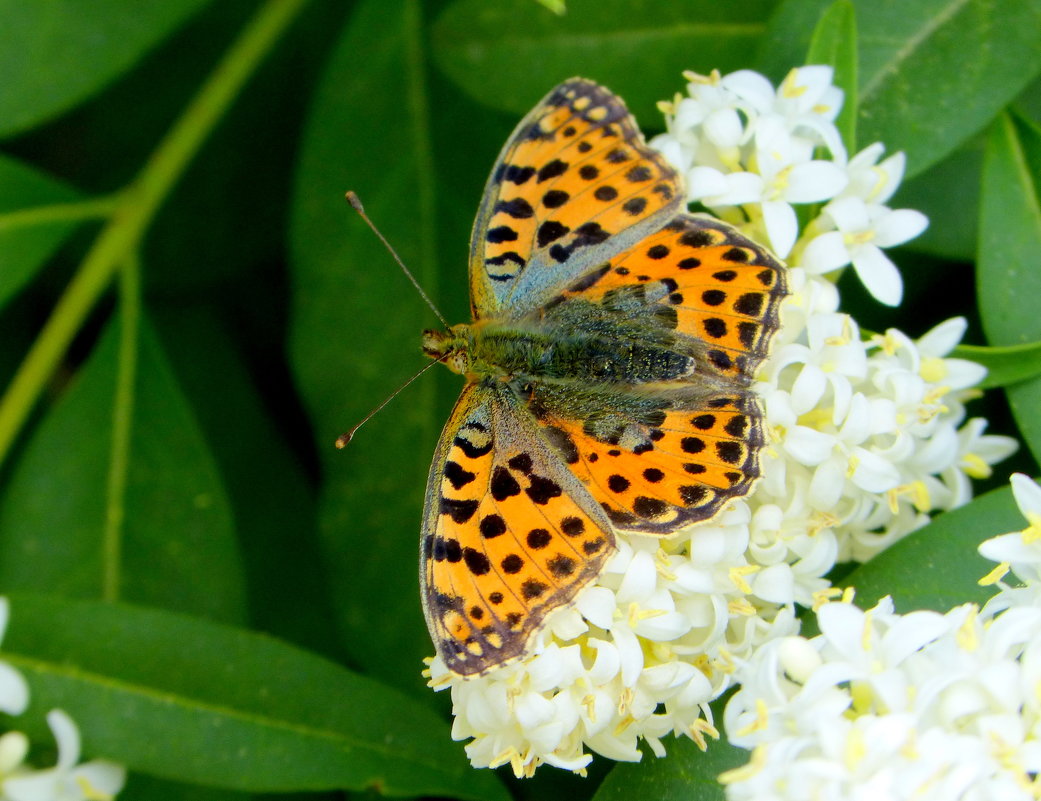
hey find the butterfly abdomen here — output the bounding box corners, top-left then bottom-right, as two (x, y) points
(472, 321), (695, 385)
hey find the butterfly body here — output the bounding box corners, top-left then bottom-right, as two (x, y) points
(420, 79), (788, 676)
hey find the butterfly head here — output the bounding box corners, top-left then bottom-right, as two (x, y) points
(422, 324), (474, 376)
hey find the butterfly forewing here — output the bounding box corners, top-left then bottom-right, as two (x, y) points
(469, 78), (685, 320)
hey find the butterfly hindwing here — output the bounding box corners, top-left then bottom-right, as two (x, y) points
(552, 214), (788, 382)
(421, 383), (616, 676)
(469, 78), (685, 320)
(514, 213), (787, 535)
(528, 391), (766, 534)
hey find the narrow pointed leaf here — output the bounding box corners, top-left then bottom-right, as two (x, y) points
(759, 0), (1041, 176)
(0, 314), (246, 622)
(3, 594), (507, 800)
(0, 0), (213, 136)
(978, 113), (1041, 464)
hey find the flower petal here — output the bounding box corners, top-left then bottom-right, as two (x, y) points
(851, 245), (903, 306)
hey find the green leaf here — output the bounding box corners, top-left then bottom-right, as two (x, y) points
(591, 714), (745, 801)
(0, 155), (83, 312)
(804, 0), (857, 154)
(289, 0), (443, 695)
(122, 775), (255, 801)
(0, 313), (246, 622)
(3, 594), (508, 800)
(0, 0), (213, 137)
(898, 142), (981, 261)
(151, 306), (336, 656)
(759, 0), (1041, 176)
(839, 485), (1020, 614)
(432, 0), (778, 123)
(954, 341), (1041, 389)
(978, 112), (1041, 464)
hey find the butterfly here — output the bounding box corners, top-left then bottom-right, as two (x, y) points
(421, 78), (787, 676)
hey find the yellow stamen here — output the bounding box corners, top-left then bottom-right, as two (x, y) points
(728, 598), (757, 616)
(729, 564), (760, 594)
(689, 718), (720, 751)
(978, 562), (1010, 586)
(850, 680), (874, 715)
(617, 687), (634, 716)
(961, 452), (993, 480)
(1022, 512), (1041, 544)
(844, 727), (866, 769)
(719, 744), (767, 784)
(655, 548), (677, 581)
(861, 609), (874, 651)
(781, 69), (809, 98)
(956, 605), (980, 651)
(627, 603), (666, 628)
(844, 229), (875, 246)
(78, 777), (117, 801)
(735, 698), (770, 737)
(919, 356), (948, 383)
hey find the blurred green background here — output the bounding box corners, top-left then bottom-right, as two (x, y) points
(1, 0), (1040, 799)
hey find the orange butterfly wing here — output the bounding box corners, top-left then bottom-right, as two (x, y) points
(468, 78), (684, 319)
(421, 384), (614, 676)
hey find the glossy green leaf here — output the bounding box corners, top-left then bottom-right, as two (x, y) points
(0, 0), (213, 137)
(898, 142), (981, 261)
(432, 0), (778, 123)
(759, 0), (1041, 176)
(0, 313), (246, 622)
(122, 775), (254, 801)
(839, 485), (1020, 614)
(3, 594), (507, 800)
(289, 0), (443, 695)
(804, 0), (857, 154)
(978, 113), (1041, 464)
(0, 155), (83, 312)
(954, 341), (1041, 389)
(151, 306), (335, 656)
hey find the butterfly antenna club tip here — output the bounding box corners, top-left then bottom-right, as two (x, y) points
(345, 190), (364, 213)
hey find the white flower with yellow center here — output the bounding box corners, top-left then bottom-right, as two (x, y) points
(722, 474), (1041, 800)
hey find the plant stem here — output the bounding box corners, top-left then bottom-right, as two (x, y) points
(103, 256), (141, 602)
(0, 0), (311, 466)
(0, 195), (121, 231)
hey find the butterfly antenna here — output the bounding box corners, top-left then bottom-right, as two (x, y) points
(345, 191), (450, 329)
(335, 358), (442, 449)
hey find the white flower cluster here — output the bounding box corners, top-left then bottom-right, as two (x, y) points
(0, 600), (125, 801)
(426, 66), (1015, 776)
(654, 66), (927, 306)
(722, 473), (1041, 800)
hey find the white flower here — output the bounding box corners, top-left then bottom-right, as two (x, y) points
(980, 473), (1041, 591)
(802, 196), (929, 306)
(0, 601), (28, 717)
(723, 594), (1041, 800)
(841, 142), (906, 204)
(0, 599), (127, 801)
(3, 711), (126, 801)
